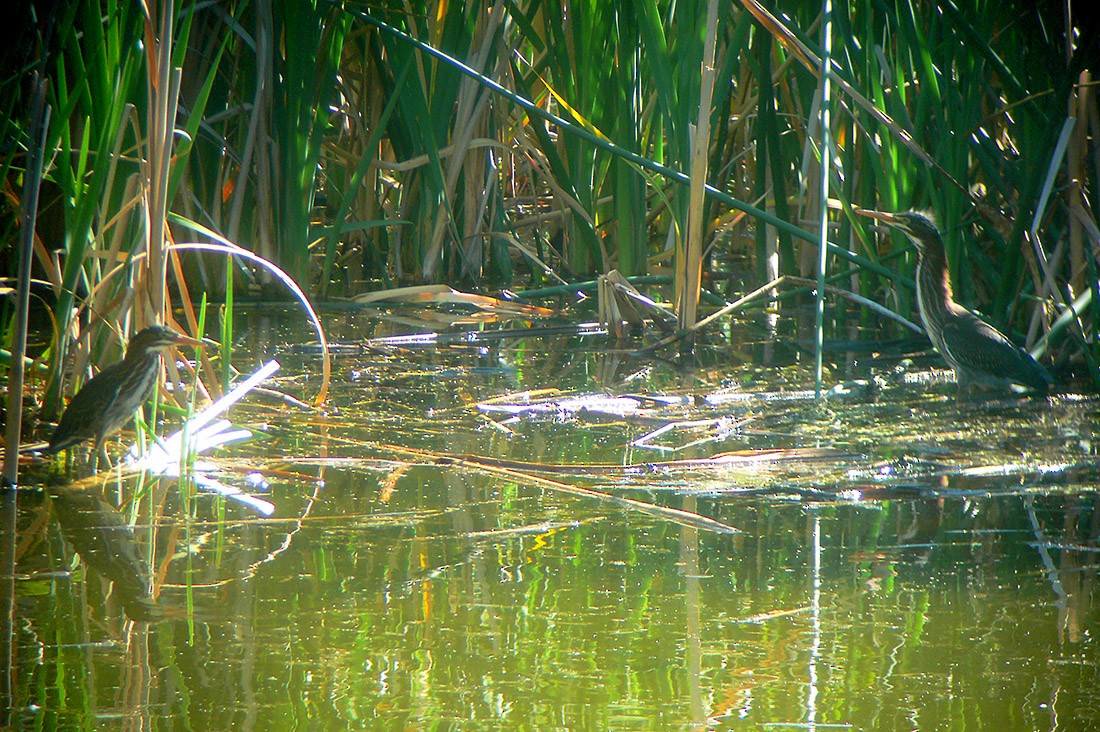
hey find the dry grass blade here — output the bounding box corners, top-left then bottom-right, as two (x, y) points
(445, 447), (850, 477)
(353, 284), (556, 317)
(598, 270), (673, 338)
(462, 520), (586, 542)
(453, 457), (741, 535)
(785, 276), (923, 334)
(639, 276), (785, 355)
(361, 443), (741, 534)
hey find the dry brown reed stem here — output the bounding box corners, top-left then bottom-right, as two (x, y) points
(678, 0), (721, 331)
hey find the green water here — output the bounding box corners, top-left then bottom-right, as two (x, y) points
(8, 311), (1100, 730)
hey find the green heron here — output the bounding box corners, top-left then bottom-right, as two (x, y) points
(45, 325), (202, 458)
(856, 209), (1052, 395)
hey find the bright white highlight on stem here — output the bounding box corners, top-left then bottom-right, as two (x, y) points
(126, 359), (282, 516)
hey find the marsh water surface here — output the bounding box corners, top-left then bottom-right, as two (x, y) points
(8, 308), (1100, 730)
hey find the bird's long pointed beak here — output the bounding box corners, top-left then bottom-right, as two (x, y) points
(853, 207), (901, 225)
(853, 206), (897, 224)
(171, 333), (205, 348)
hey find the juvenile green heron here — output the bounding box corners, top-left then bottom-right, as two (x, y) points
(45, 325), (202, 458)
(856, 209), (1052, 395)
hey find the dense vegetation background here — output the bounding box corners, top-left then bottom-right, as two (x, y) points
(1, 0), (1097, 403)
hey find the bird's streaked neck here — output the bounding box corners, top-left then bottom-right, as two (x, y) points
(914, 236), (954, 309)
(911, 231), (958, 356)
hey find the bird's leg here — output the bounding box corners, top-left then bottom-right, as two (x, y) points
(954, 371), (972, 399)
(93, 439), (114, 472)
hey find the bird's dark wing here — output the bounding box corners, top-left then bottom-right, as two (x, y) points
(46, 366), (126, 452)
(939, 310), (1052, 391)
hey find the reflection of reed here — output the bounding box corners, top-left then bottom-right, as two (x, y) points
(678, 495), (705, 730)
(51, 489), (162, 621)
(1062, 497), (1100, 644)
(448, 464), (503, 656)
(1034, 496), (1100, 645)
(1025, 495), (1100, 645)
(1, 490), (15, 727)
(121, 624), (152, 732)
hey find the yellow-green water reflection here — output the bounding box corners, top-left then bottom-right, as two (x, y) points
(10, 312), (1100, 730)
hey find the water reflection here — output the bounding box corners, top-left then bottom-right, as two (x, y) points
(7, 315), (1100, 729)
(51, 489), (161, 621)
(10, 479), (1100, 728)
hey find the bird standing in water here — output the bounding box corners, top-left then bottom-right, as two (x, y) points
(46, 325), (202, 460)
(856, 209), (1052, 396)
